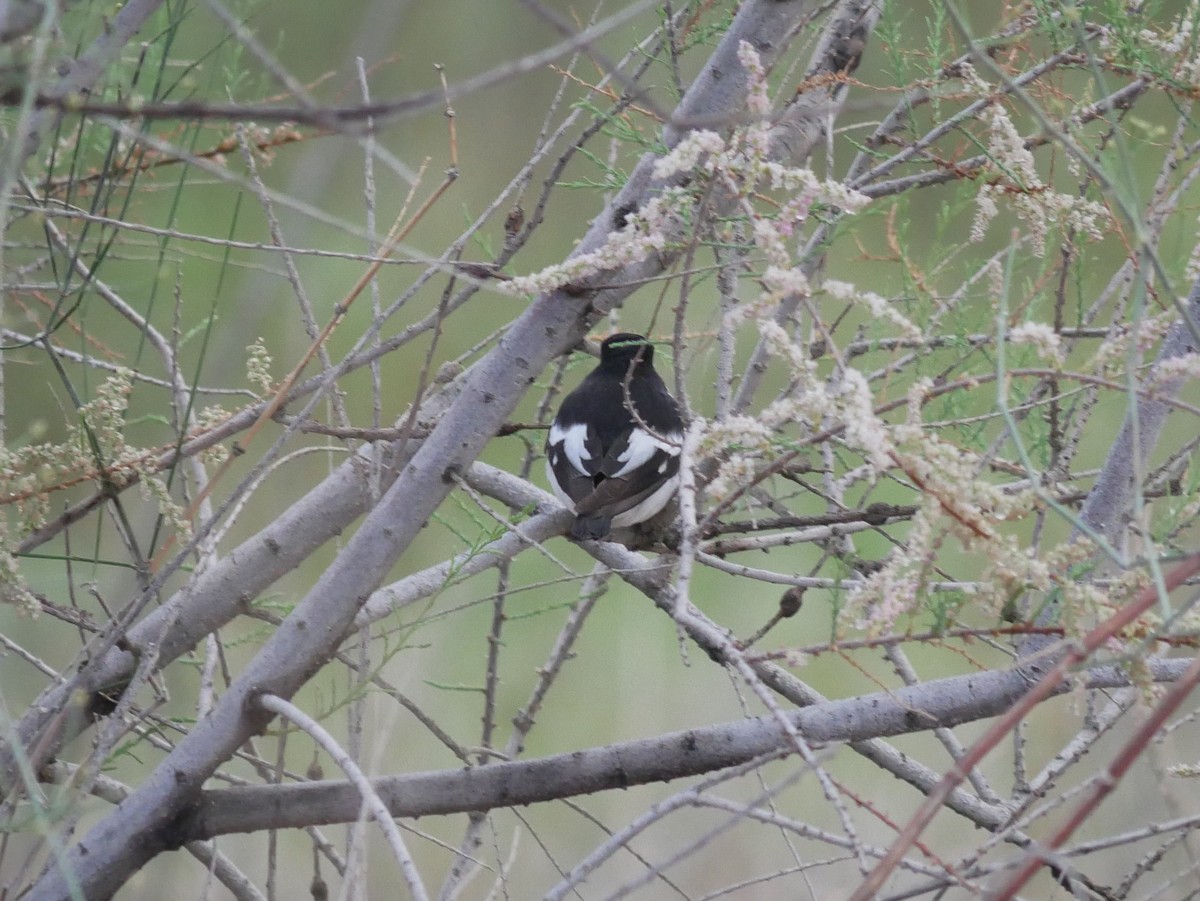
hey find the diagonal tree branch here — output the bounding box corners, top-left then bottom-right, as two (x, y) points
(23, 2), (878, 897)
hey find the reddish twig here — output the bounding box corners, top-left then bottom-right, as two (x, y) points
(989, 650), (1200, 899)
(848, 551), (1200, 901)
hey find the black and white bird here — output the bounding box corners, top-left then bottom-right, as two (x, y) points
(546, 334), (684, 540)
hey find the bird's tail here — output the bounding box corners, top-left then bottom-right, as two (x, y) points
(571, 513), (612, 540)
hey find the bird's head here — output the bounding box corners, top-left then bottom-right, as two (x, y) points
(599, 333), (654, 370)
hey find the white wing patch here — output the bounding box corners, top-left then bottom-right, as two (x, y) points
(549, 422), (591, 474)
(613, 429), (682, 478)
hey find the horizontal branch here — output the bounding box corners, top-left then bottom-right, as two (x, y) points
(19, 0), (658, 130)
(181, 655), (1193, 841)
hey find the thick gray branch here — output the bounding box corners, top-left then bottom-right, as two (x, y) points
(1024, 273), (1200, 646)
(1075, 278), (1200, 548)
(180, 655), (1192, 840)
(2, 431), (414, 793)
(25, 2), (869, 897)
(5, 0), (166, 170)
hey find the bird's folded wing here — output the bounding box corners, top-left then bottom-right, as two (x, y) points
(547, 453), (595, 505)
(572, 446), (679, 518)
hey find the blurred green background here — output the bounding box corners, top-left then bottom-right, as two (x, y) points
(3, 0), (1199, 898)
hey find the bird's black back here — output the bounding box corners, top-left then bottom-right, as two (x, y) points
(554, 334), (682, 454)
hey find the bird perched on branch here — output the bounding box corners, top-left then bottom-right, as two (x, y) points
(546, 334), (684, 540)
